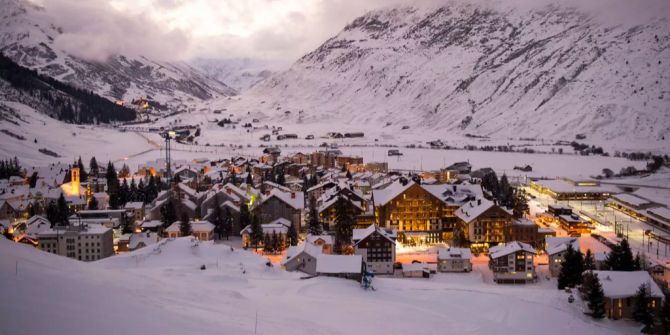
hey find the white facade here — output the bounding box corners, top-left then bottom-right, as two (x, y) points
(38, 224), (114, 261)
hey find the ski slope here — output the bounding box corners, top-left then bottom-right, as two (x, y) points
(0, 236), (641, 334)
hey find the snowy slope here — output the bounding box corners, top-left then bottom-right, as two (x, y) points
(190, 58), (288, 92)
(0, 236), (640, 334)
(222, 1), (670, 149)
(0, 0), (236, 106)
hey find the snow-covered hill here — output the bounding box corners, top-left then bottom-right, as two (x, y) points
(0, 236), (640, 334)
(225, 1), (670, 149)
(0, 0), (235, 107)
(190, 58), (288, 92)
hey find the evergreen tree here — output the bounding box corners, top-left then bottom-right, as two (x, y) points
(89, 157), (99, 177)
(633, 283), (654, 330)
(56, 193), (70, 227)
(230, 170), (238, 185)
(222, 207), (233, 240)
(129, 179), (138, 202)
(512, 188), (529, 219)
(607, 239), (636, 271)
(119, 178), (129, 206)
(46, 200), (58, 227)
(106, 161), (120, 209)
(160, 201), (177, 230)
(137, 179), (146, 203)
(88, 196), (99, 210)
(119, 164), (131, 178)
(287, 222), (298, 247)
(307, 196), (323, 235)
(240, 203), (251, 232)
(246, 171), (253, 186)
(77, 156), (87, 181)
(333, 196), (354, 254)
(271, 230), (279, 252)
(179, 212), (191, 237)
(557, 244), (584, 289)
(276, 172), (285, 186)
(346, 170), (352, 180)
(584, 249), (596, 271)
(481, 171), (500, 198)
(121, 217), (133, 235)
(28, 172), (38, 188)
(452, 227), (468, 248)
(263, 233), (272, 252)
(587, 273), (606, 318)
(498, 174), (513, 207)
(250, 215), (263, 249)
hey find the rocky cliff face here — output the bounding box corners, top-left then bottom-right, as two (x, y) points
(239, 3), (669, 144)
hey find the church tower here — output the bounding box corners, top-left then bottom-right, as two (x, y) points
(71, 167), (81, 196)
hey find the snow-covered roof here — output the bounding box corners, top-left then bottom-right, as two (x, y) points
(240, 218), (292, 236)
(489, 241), (536, 259)
(283, 242), (323, 265)
(306, 234), (334, 245)
(124, 202), (144, 210)
(455, 198), (495, 224)
(140, 220), (163, 229)
(610, 193), (654, 208)
(402, 263), (437, 272)
(372, 181), (415, 206)
(545, 237), (580, 256)
(647, 207), (670, 222)
(533, 179), (615, 194)
(167, 221), (214, 233)
(316, 254), (362, 274)
(437, 247), (472, 260)
(352, 224), (396, 245)
(592, 271), (664, 299)
(129, 232), (159, 249)
(259, 189), (304, 210)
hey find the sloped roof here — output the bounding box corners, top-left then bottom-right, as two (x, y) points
(371, 181), (415, 206)
(316, 254), (363, 274)
(593, 271), (664, 299)
(455, 198), (495, 224)
(282, 242), (323, 265)
(489, 241), (536, 259)
(437, 247), (472, 260)
(352, 224), (395, 245)
(545, 237), (580, 256)
(259, 189), (304, 210)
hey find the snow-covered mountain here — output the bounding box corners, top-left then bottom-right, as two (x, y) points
(190, 58), (288, 92)
(0, 0), (236, 106)
(231, 2), (670, 146)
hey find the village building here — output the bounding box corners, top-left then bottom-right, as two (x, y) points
(592, 271), (664, 320)
(37, 224), (114, 261)
(557, 213), (591, 235)
(252, 189), (304, 230)
(455, 198), (512, 250)
(437, 247), (472, 272)
(402, 263), (436, 278)
(240, 217), (291, 248)
(530, 179), (613, 200)
(166, 220), (215, 240)
(305, 234), (334, 254)
(124, 202), (145, 223)
(488, 241), (537, 284)
(545, 237), (581, 276)
(352, 225), (396, 274)
(606, 193), (661, 222)
(282, 242), (323, 275)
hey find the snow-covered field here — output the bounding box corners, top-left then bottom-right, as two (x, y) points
(0, 236), (641, 335)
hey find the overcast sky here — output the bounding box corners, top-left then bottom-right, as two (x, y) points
(30, 0), (670, 63)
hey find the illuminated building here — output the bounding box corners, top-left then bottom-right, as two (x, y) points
(488, 241), (537, 284)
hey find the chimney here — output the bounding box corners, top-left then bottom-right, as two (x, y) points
(477, 199), (481, 206)
(291, 192), (296, 199)
(453, 185), (457, 192)
(226, 187), (232, 195)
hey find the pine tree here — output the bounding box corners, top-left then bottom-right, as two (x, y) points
(119, 164), (131, 178)
(121, 217), (133, 235)
(263, 233), (272, 252)
(276, 172), (285, 186)
(333, 196), (354, 254)
(250, 215), (263, 249)
(452, 227), (467, 248)
(607, 239), (635, 271)
(512, 188), (529, 219)
(46, 200), (58, 227)
(160, 201), (177, 230)
(245, 171), (253, 186)
(584, 249), (596, 271)
(129, 179), (138, 202)
(179, 212), (192, 237)
(587, 273), (606, 319)
(88, 196), (99, 210)
(633, 283), (654, 330)
(137, 179), (146, 203)
(222, 207), (233, 240)
(557, 244), (583, 289)
(307, 196), (323, 235)
(271, 230), (279, 252)
(106, 161), (120, 209)
(119, 178), (129, 206)
(239, 203), (251, 231)
(56, 193), (70, 227)
(498, 174), (513, 207)
(77, 156), (87, 181)
(89, 156), (99, 177)
(287, 222), (298, 247)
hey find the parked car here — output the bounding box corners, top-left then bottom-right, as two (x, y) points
(388, 149), (403, 156)
(305, 134), (315, 140)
